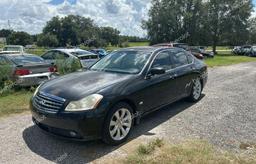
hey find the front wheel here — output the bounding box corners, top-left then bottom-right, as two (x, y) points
(187, 78), (202, 102)
(102, 103), (133, 145)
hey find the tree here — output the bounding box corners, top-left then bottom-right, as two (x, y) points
(206, 0), (252, 53)
(249, 17), (256, 44)
(0, 29), (13, 38)
(37, 33), (59, 47)
(100, 27), (120, 46)
(7, 31), (32, 46)
(43, 15), (98, 46)
(143, 0), (253, 51)
(143, 0), (205, 45)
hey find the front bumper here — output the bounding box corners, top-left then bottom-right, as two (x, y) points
(30, 101), (105, 141)
(15, 72), (56, 87)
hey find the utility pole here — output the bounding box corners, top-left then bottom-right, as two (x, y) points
(8, 20), (11, 30)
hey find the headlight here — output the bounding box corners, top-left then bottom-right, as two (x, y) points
(65, 94), (103, 112)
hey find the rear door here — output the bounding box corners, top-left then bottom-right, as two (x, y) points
(170, 51), (194, 97)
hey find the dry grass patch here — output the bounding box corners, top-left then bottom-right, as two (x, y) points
(124, 139), (256, 164)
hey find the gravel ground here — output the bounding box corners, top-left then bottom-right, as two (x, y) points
(0, 62), (256, 164)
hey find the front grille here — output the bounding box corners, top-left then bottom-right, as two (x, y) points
(33, 92), (66, 113)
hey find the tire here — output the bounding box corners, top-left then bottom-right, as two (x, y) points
(102, 102), (134, 145)
(187, 78), (202, 102)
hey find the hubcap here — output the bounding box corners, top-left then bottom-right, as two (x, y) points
(193, 79), (202, 100)
(109, 108), (132, 141)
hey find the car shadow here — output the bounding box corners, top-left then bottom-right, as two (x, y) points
(22, 95), (205, 164)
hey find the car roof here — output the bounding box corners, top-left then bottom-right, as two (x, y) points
(52, 48), (94, 53)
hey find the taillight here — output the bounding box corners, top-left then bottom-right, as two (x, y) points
(49, 66), (58, 72)
(15, 69), (31, 76)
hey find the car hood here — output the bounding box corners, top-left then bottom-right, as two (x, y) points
(40, 70), (132, 100)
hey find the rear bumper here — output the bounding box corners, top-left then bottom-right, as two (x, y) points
(15, 72), (55, 86)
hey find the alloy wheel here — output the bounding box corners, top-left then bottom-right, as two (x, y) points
(109, 108), (132, 141)
(193, 79), (202, 100)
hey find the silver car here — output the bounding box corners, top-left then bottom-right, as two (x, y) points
(41, 49), (99, 68)
(0, 53), (56, 87)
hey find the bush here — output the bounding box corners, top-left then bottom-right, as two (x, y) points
(55, 57), (81, 75)
(0, 65), (14, 95)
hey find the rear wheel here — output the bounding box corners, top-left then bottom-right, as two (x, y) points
(102, 102), (133, 145)
(187, 78), (202, 102)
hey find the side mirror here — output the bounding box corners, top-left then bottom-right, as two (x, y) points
(149, 67), (166, 76)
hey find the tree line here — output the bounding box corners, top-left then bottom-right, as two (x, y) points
(143, 0), (254, 53)
(0, 15), (147, 48)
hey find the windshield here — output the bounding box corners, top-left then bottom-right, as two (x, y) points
(3, 47), (21, 52)
(11, 55), (45, 65)
(90, 50), (152, 74)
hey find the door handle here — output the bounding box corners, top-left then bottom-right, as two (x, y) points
(170, 74), (178, 79)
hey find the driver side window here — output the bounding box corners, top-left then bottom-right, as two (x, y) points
(151, 51), (172, 70)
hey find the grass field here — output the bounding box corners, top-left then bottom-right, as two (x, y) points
(205, 55), (256, 67)
(0, 91), (33, 117)
(123, 139), (256, 164)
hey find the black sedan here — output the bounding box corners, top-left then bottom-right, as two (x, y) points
(30, 47), (208, 145)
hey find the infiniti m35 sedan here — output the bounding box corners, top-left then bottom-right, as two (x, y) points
(31, 47), (208, 145)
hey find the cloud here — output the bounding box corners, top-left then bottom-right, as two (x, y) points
(0, 0), (151, 37)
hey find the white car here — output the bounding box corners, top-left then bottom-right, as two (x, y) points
(2, 45), (25, 54)
(41, 48), (100, 68)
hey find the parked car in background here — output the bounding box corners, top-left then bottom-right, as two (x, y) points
(2, 45), (25, 54)
(232, 46), (242, 55)
(41, 49), (99, 68)
(240, 45), (252, 56)
(31, 46), (208, 145)
(248, 46), (256, 57)
(189, 47), (214, 58)
(153, 43), (204, 59)
(90, 49), (108, 58)
(0, 53), (57, 87)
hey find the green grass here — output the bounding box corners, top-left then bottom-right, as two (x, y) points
(128, 42), (149, 47)
(205, 55), (256, 67)
(107, 42), (150, 51)
(124, 139), (256, 164)
(26, 48), (48, 56)
(206, 46), (232, 51)
(0, 91), (33, 117)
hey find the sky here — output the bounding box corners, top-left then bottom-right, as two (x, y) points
(0, 0), (255, 37)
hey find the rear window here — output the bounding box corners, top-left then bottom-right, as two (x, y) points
(11, 56), (45, 65)
(79, 55), (98, 60)
(3, 47), (21, 52)
(71, 51), (94, 56)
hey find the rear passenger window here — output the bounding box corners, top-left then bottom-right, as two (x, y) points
(42, 51), (54, 60)
(54, 51), (69, 59)
(171, 51), (189, 68)
(151, 51), (172, 70)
